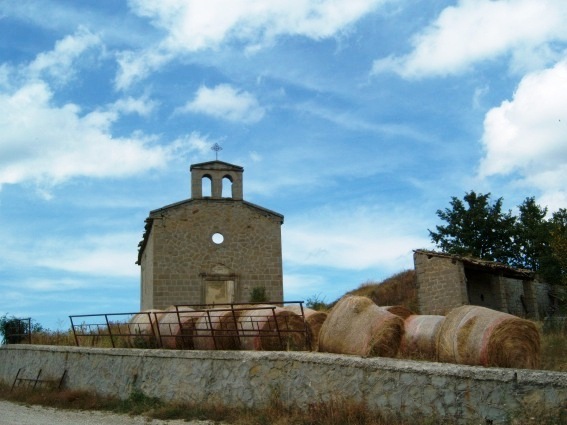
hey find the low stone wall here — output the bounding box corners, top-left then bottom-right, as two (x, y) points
(1, 345), (566, 424)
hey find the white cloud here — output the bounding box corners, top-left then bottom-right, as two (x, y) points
(478, 60), (567, 211)
(372, 0), (567, 78)
(177, 84), (265, 123)
(0, 230), (140, 279)
(27, 26), (102, 84)
(0, 82), (170, 187)
(168, 132), (217, 158)
(111, 94), (157, 117)
(117, 0), (385, 87)
(283, 205), (429, 271)
(34, 233), (140, 278)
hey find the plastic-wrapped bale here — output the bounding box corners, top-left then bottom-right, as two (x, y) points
(128, 309), (164, 348)
(437, 305), (541, 369)
(284, 305), (327, 351)
(193, 308), (242, 350)
(238, 306), (309, 351)
(158, 306), (205, 349)
(318, 296), (404, 358)
(399, 315), (445, 361)
(376, 305), (414, 320)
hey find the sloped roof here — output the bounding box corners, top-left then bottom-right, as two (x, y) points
(414, 249), (535, 279)
(190, 160), (243, 172)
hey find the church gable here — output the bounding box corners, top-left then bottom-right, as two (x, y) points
(138, 158), (284, 310)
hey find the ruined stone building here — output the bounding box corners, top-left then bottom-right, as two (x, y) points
(137, 160), (284, 310)
(414, 250), (552, 320)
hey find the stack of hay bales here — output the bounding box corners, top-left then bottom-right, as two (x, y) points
(319, 296), (405, 357)
(284, 305), (327, 351)
(157, 306), (205, 349)
(437, 305), (540, 369)
(193, 308), (242, 350)
(128, 309), (164, 347)
(399, 315), (445, 361)
(238, 306), (308, 351)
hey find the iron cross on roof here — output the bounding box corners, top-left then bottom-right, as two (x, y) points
(211, 143), (223, 160)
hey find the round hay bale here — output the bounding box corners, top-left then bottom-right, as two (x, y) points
(238, 306), (308, 351)
(376, 305), (414, 320)
(129, 309), (164, 348)
(318, 295), (404, 358)
(437, 305), (541, 369)
(284, 305), (327, 351)
(158, 306), (203, 349)
(193, 308), (242, 350)
(399, 315), (445, 361)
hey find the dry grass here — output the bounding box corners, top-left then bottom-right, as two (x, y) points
(0, 383), (443, 425)
(1, 384), (564, 425)
(344, 270), (418, 313)
(539, 323), (567, 372)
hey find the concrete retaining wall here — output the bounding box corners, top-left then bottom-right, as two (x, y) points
(1, 345), (566, 424)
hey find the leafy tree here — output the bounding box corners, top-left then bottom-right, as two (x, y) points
(548, 209), (567, 286)
(429, 191), (516, 263)
(512, 197), (551, 271)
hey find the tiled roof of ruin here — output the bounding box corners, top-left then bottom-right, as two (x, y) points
(413, 249), (535, 279)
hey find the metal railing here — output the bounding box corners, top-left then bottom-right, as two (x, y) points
(69, 301), (312, 351)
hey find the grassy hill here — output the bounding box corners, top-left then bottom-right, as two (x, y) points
(332, 269), (418, 313)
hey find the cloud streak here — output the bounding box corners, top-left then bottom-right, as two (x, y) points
(372, 0), (567, 78)
(283, 205), (430, 271)
(116, 0), (386, 88)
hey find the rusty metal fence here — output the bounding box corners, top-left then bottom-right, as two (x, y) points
(69, 301), (311, 351)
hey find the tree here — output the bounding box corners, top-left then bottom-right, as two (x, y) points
(429, 191), (516, 263)
(548, 209), (567, 286)
(512, 197), (551, 271)
(0, 314), (43, 344)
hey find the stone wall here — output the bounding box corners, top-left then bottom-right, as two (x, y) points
(414, 251), (467, 315)
(1, 346), (565, 424)
(141, 199), (283, 309)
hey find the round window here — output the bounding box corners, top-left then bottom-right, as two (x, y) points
(212, 232), (224, 244)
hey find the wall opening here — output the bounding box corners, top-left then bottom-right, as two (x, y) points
(465, 269), (497, 309)
(201, 175), (212, 197)
(222, 175), (233, 198)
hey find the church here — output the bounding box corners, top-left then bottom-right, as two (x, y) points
(137, 158), (284, 310)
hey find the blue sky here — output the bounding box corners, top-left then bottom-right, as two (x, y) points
(1, 0), (566, 330)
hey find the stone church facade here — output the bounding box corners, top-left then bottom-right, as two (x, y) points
(137, 161), (284, 310)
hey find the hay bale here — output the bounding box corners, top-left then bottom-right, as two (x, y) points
(193, 308), (242, 350)
(284, 305), (327, 351)
(376, 305), (414, 320)
(238, 306), (309, 351)
(318, 296), (404, 358)
(399, 315), (445, 361)
(437, 305), (540, 369)
(128, 309), (164, 347)
(158, 306), (203, 349)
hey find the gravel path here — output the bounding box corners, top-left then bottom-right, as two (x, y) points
(0, 400), (220, 425)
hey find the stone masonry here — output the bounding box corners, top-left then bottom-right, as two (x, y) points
(414, 250), (550, 319)
(137, 161), (284, 310)
(1, 345), (565, 424)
